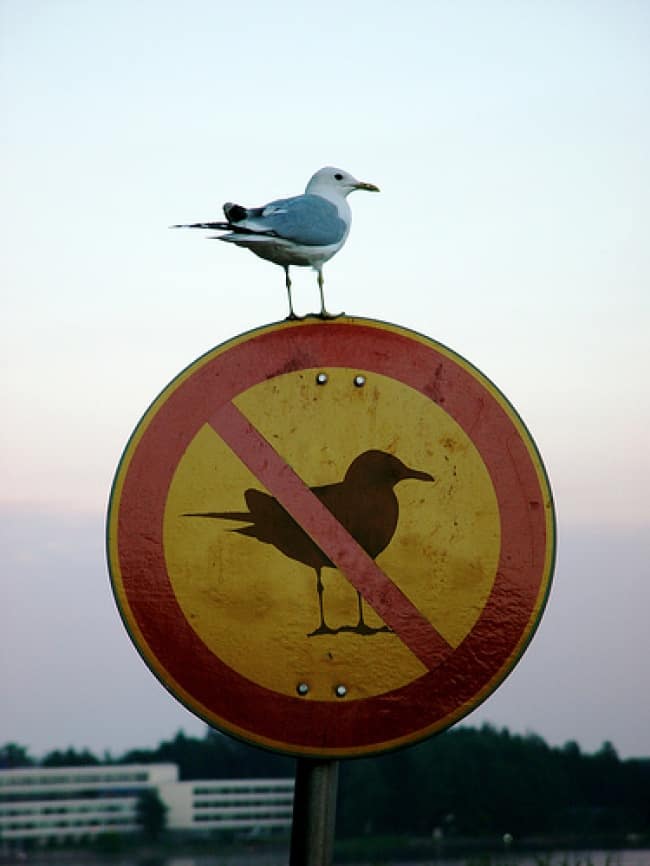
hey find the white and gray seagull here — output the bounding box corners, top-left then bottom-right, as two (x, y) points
(173, 167), (379, 319)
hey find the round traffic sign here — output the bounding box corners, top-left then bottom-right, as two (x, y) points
(107, 317), (555, 758)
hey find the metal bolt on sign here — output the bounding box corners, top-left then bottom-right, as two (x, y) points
(107, 317), (555, 866)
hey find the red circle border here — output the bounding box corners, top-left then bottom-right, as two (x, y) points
(108, 319), (555, 757)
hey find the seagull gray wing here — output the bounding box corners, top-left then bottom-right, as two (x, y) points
(239, 194), (348, 246)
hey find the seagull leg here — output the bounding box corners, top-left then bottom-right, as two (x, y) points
(316, 268), (343, 319)
(317, 269), (331, 318)
(284, 266), (299, 320)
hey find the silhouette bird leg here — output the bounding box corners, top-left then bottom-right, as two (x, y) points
(284, 266), (299, 320)
(355, 591), (366, 629)
(307, 567), (336, 637)
(351, 591), (392, 635)
(327, 590), (393, 636)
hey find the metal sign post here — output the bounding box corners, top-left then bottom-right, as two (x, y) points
(290, 759), (339, 866)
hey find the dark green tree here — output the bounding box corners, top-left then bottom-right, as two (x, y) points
(42, 747), (100, 767)
(136, 788), (168, 840)
(0, 743), (34, 768)
(110, 724), (650, 840)
(120, 727), (293, 780)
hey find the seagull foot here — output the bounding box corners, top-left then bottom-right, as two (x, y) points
(285, 312), (305, 321)
(304, 310), (345, 320)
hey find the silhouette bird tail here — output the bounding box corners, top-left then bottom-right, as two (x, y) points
(183, 511), (251, 521)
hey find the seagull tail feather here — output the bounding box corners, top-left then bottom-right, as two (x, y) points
(171, 222), (277, 242)
(171, 221), (231, 230)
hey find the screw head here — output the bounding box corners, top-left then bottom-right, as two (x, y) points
(353, 375), (366, 387)
(335, 684), (347, 698)
(316, 372), (328, 385)
(296, 682), (310, 696)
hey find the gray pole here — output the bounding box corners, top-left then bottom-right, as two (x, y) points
(289, 758), (339, 866)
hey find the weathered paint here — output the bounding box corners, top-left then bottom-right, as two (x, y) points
(106, 317), (555, 758)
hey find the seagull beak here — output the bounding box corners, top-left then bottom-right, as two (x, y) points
(354, 181), (380, 192)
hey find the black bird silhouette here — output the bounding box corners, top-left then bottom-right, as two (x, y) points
(183, 450), (434, 636)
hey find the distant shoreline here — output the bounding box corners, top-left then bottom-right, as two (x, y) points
(3, 836), (650, 866)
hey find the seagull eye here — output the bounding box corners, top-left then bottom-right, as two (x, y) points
(334, 173), (343, 181)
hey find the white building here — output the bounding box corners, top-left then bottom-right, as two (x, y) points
(160, 778), (295, 834)
(0, 764), (294, 845)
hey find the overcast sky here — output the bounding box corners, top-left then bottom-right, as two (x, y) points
(1, 1), (649, 760)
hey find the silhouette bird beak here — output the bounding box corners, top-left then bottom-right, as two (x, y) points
(354, 181), (380, 192)
(405, 467), (435, 483)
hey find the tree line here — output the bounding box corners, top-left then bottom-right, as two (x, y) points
(2, 724), (649, 840)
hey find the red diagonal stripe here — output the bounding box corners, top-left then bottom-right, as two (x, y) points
(208, 400), (453, 671)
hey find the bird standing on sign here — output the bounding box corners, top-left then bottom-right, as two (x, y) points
(173, 167), (379, 319)
(183, 450), (434, 637)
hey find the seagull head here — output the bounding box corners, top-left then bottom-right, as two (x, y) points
(306, 167), (380, 200)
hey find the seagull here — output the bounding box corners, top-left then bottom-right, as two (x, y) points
(173, 167), (379, 319)
(182, 450), (434, 636)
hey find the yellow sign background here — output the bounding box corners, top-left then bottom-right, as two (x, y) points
(163, 368), (501, 701)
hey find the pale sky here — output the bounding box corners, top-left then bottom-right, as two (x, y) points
(1, 1), (649, 759)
